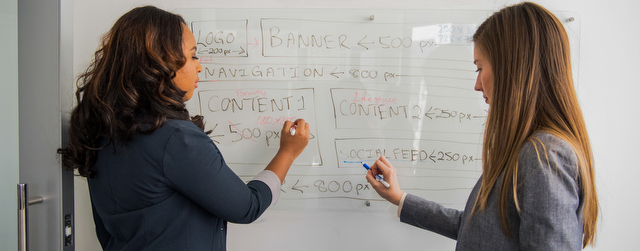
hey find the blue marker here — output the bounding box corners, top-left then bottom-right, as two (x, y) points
(362, 163), (390, 188)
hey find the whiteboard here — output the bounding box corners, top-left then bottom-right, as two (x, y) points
(173, 8), (581, 250)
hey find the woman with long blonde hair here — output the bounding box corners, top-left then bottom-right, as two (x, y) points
(366, 2), (597, 249)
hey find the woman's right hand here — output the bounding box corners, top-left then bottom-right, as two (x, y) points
(265, 119), (310, 184)
(366, 156), (404, 205)
(279, 119), (310, 160)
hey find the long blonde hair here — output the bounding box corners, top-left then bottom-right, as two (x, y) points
(471, 2), (597, 247)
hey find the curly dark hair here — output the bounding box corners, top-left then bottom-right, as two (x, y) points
(58, 6), (207, 178)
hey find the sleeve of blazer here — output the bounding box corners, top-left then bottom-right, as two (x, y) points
(400, 193), (464, 240)
(161, 122), (273, 224)
(516, 135), (583, 250)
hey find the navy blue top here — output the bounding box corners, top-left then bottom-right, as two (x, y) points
(88, 119), (275, 251)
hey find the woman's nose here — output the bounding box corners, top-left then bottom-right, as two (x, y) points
(196, 61), (203, 73)
(474, 78), (482, 92)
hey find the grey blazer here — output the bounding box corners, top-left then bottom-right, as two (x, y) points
(400, 132), (584, 250)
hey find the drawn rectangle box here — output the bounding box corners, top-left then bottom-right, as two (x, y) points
(330, 88), (486, 134)
(334, 137), (481, 170)
(195, 88), (322, 166)
(191, 19), (249, 59)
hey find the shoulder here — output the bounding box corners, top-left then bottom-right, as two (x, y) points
(161, 119), (212, 145)
(522, 132), (569, 149)
(518, 131), (580, 184)
(155, 119), (207, 139)
(520, 132), (577, 164)
(163, 119), (205, 132)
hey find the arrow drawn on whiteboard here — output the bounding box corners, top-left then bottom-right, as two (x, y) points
(330, 67), (344, 78)
(424, 106), (436, 119)
(358, 35), (374, 50)
(291, 179), (308, 193)
(474, 109), (488, 127)
(473, 109), (488, 119)
(208, 123), (224, 144)
(232, 46), (246, 55)
(395, 74), (476, 81)
(247, 37), (259, 49)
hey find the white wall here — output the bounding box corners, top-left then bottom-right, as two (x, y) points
(73, 0), (640, 250)
(0, 0), (19, 250)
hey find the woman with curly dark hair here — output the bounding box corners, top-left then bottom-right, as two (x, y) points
(58, 6), (309, 250)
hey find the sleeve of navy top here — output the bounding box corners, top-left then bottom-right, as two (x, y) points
(91, 197), (112, 249)
(161, 122), (275, 224)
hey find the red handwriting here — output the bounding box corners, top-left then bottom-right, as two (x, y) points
(198, 55), (215, 63)
(352, 91), (397, 105)
(236, 89), (267, 97)
(257, 116), (297, 126)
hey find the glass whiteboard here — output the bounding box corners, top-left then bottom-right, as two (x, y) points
(177, 8), (580, 212)
(175, 8), (580, 251)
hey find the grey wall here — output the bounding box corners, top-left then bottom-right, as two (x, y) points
(0, 0), (20, 250)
